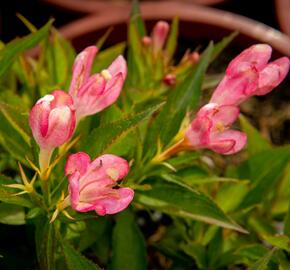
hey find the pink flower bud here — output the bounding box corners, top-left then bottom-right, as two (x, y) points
(69, 47), (127, 122)
(210, 44), (289, 106)
(142, 36), (152, 47)
(184, 103), (247, 155)
(163, 74), (176, 86)
(189, 52), (200, 64)
(65, 152), (134, 215)
(29, 90), (76, 151)
(152, 21), (169, 54)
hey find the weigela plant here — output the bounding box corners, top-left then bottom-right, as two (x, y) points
(0, 3), (290, 270)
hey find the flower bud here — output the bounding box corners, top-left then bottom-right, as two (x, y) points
(163, 74), (176, 86)
(65, 152), (134, 215)
(29, 90), (75, 151)
(142, 36), (152, 47)
(210, 44), (289, 106)
(152, 21), (169, 55)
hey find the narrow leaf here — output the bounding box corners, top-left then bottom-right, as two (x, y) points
(248, 249), (275, 270)
(0, 203), (25, 225)
(165, 17), (179, 59)
(62, 241), (102, 270)
(110, 209), (147, 270)
(0, 189), (33, 208)
(239, 146), (290, 209)
(82, 103), (163, 157)
(210, 31), (238, 62)
(35, 218), (56, 270)
(239, 115), (271, 156)
(0, 20), (53, 77)
(135, 181), (247, 233)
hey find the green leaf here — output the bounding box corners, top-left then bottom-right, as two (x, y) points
(130, 0), (146, 36)
(165, 17), (179, 59)
(180, 243), (206, 269)
(234, 244), (269, 264)
(0, 203), (25, 225)
(0, 101), (32, 164)
(263, 235), (290, 252)
(210, 31), (238, 62)
(110, 209), (147, 270)
(82, 103), (163, 157)
(248, 248), (276, 270)
(216, 182), (249, 213)
(0, 20), (53, 77)
(35, 218), (56, 270)
(0, 101), (31, 145)
(239, 115), (271, 156)
(92, 43), (126, 73)
(239, 146), (290, 209)
(62, 240), (102, 270)
(135, 181), (247, 233)
(284, 203), (290, 236)
(45, 31), (71, 87)
(0, 189), (33, 208)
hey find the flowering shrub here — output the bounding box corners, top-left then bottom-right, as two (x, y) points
(0, 3), (290, 270)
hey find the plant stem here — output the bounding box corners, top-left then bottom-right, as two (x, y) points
(39, 148), (53, 175)
(151, 138), (186, 163)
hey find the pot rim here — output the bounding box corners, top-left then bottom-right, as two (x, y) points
(59, 1), (290, 57)
(43, 0), (228, 14)
(275, 0), (290, 36)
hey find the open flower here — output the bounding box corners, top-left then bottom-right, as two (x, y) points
(68, 46), (127, 122)
(65, 152), (134, 215)
(184, 103), (247, 155)
(29, 90), (76, 170)
(210, 44), (290, 106)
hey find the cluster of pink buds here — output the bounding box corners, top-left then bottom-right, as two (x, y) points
(182, 44), (289, 155)
(29, 46), (134, 216)
(142, 21), (170, 56)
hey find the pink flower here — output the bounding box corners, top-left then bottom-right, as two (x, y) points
(210, 44), (289, 106)
(68, 46), (127, 122)
(152, 21), (169, 55)
(65, 152), (134, 215)
(184, 103), (247, 155)
(29, 90), (75, 151)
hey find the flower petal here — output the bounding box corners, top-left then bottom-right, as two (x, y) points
(94, 188), (134, 215)
(211, 105), (240, 127)
(210, 66), (259, 106)
(68, 171), (81, 210)
(69, 46), (98, 96)
(256, 57), (290, 96)
(108, 55), (127, 79)
(210, 130), (247, 155)
(95, 73), (124, 113)
(226, 44), (272, 73)
(65, 152), (91, 176)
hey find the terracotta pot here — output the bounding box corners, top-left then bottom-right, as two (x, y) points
(275, 0), (290, 36)
(58, 1), (290, 57)
(43, 0), (229, 14)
